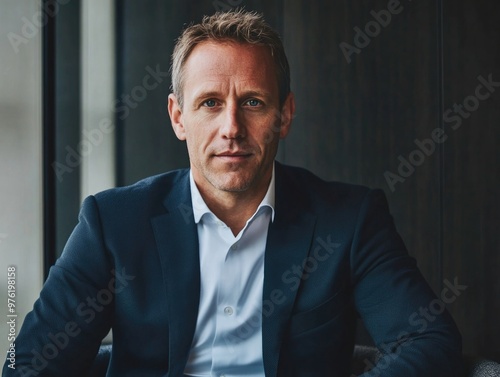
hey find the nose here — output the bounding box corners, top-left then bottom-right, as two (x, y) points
(219, 103), (245, 140)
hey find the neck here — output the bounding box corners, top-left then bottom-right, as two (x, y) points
(206, 187), (267, 236)
(194, 175), (272, 236)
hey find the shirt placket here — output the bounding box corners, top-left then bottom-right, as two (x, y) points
(211, 225), (242, 376)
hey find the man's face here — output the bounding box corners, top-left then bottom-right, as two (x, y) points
(168, 41), (294, 197)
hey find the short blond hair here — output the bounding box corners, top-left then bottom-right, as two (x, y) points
(170, 9), (290, 108)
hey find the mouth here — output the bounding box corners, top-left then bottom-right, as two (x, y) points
(214, 151), (253, 161)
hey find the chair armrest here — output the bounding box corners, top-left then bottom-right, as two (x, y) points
(464, 355), (500, 377)
(86, 344), (112, 377)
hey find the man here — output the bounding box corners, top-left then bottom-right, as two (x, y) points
(5, 10), (461, 377)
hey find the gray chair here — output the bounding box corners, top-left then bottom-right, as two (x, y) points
(350, 345), (500, 377)
(87, 344), (500, 376)
(464, 356), (500, 377)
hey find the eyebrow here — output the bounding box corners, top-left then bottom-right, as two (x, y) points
(191, 89), (274, 105)
(192, 91), (222, 103)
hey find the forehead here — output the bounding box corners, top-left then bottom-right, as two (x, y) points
(182, 41), (278, 97)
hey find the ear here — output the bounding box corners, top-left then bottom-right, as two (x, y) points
(279, 92), (295, 139)
(168, 93), (186, 141)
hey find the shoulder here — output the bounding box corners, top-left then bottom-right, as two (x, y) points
(88, 168), (190, 217)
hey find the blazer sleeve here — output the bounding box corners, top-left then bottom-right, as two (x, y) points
(351, 189), (463, 377)
(3, 196), (114, 377)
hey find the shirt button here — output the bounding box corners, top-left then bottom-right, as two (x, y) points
(230, 244), (238, 251)
(224, 306), (234, 316)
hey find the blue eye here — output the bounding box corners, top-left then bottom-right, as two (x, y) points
(203, 99), (217, 107)
(246, 99), (261, 107)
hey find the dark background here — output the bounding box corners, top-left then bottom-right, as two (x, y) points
(50, 0), (500, 360)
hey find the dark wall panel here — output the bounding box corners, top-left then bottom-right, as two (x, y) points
(442, 0), (500, 360)
(282, 1), (442, 291)
(54, 0), (81, 261)
(117, 0), (188, 186)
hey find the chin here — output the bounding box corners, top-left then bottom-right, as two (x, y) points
(213, 181), (252, 193)
(210, 175), (254, 193)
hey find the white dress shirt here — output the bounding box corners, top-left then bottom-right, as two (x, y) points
(184, 166), (275, 377)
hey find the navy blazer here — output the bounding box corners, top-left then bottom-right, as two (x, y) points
(5, 162), (462, 376)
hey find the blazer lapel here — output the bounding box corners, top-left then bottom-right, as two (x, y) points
(151, 171), (200, 376)
(262, 163), (317, 377)
(150, 165), (317, 376)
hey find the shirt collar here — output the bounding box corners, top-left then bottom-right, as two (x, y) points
(189, 163), (276, 224)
